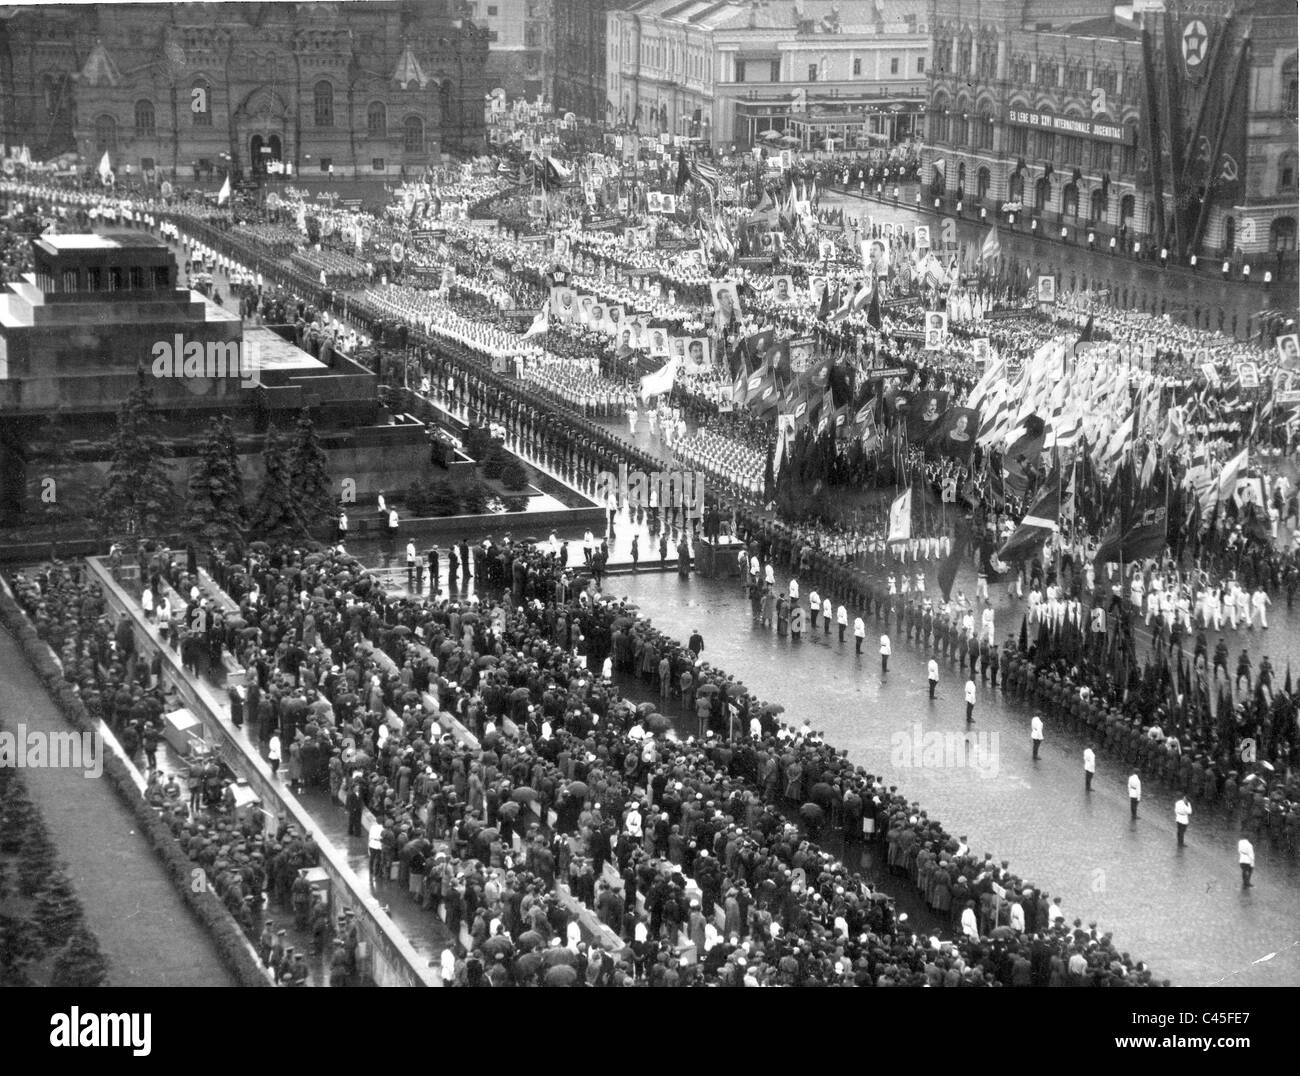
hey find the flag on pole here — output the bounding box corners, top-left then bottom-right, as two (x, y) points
(639, 356), (681, 402)
(998, 479), (1061, 561)
(217, 174), (231, 205)
(887, 489), (912, 544)
(522, 305), (549, 339)
(1217, 447), (1248, 506)
(97, 151), (112, 184)
(979, 223), (1001, 264)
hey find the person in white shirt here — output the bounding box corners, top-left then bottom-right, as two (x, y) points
(927, 658), (939, 699)
(377, 489), (387, 515)
(960, 901), (979, 940)
(1174, 794), (1192, 847)
(853, 615), (865, 654)
(808, 588), (820, 629)
(624, 804), (643, 839)
(964, 678), (976, 723)
(1128, 772), (1141, 819)
(879, 633), (891, 675)
(1251, 587), (1270, 630)
(822, 597), (832, 635)
(1030, 713), (1044, 760)
(141, 585), (154, 620)
(267, 732), (281, 777)
(788, 577), (799, 602)
(1238, 838), (1254, 887)
(368, 820), (385, 882)
(1009, 898), (1025, 933)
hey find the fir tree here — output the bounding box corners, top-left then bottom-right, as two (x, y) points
(0, 782), (37, 853)
(248, 424), (307, 541)
(182, 413), (246, 549)
(51, 927), (109, 987)
(17, 823), (58, 897)
(33, 414), (76, 522)
(288, 409), (333, 532)
(0, 915), (45, 986)
(98, 368), (175, 542)
(33, 870), (84, 947)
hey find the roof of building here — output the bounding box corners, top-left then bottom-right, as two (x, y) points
(79, 39), (122, 88)
(1060, 14), (1140, 41)
(618, 0), (926, 34)
(37, 232), (168, 253)
(392, 43), (429, 90)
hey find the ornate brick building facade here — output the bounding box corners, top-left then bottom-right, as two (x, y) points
(0, 1), (489, 181)
(921, 0), (1297, 263)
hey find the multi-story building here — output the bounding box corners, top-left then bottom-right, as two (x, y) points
(0, 2), (489, 181)
(607, 0), (930, 150)
(555, 0), (619, 121)
(461, 0), (553, 103)
(921, 0), (1296, 264)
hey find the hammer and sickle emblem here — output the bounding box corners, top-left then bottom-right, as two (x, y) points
(1218, 155), (1239, 182)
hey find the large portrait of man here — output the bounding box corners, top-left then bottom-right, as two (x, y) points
(551, 286), (576, 321)
(1275, 333), (1300, 369)
(771, 276), (795, 303)
(924, 311), (948, 350)
(711, 281), (741, 328)
(686, 338), (711, 372)
(650, 328), (669, 356)
(863, 237), (890, 277)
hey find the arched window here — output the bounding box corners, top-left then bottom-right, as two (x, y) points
(134, 99), (155, 137)
(1278, 150), (1297, 193)
(439, 81), (454, 131)
(1034, 176), (1050, 212)
(42, 73), (60, 114)
(1119, 194), (1135, 226)
(94, 114), (117, 154)
(974, 102), (994, 150)
(1008, 170), (1024, 202)
(1283, 56), (1298, 118)
(192, 78), (212, 126)
(1121, 122), (1138, 174)
(367, 101), (386, 137)
(403, 115), (424, 153)
(1062, 182), (1079, 218)
(314, 81), (334, 127)
(1090, 187), (1107, 222)
(1223, 215), (1235, 252)
(1271, 217), (1296, 253)
(954, 96), (971, 145)
(976, 166), (990, 201)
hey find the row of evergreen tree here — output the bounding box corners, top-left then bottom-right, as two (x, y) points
(98, 372), (335, 547)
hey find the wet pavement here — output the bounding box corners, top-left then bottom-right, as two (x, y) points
(612, 567), (1300, 987)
